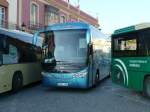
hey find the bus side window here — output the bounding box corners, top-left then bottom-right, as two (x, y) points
(3, 44), (19, 64)
(138, 31), (150, 56)
(19, 45), (36, 63)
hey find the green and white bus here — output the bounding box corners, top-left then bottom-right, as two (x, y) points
(0, 28), (43, 93)
(112, 23), (150, 97)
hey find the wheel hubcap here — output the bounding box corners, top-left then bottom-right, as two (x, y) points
(147, 81), (150, 96)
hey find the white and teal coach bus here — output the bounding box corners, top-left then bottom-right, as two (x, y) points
(33, 22), (111, 88)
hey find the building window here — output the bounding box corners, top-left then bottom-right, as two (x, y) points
(46, 12), (59, 25)
(45, 5), (59, 25)
(30, 3), (39, 25)
(0, 6), (5, 27)
(60, 16), (66, 23)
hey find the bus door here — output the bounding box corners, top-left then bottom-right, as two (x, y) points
(87, 43), (94, 87)
(96, 40), (111, 79)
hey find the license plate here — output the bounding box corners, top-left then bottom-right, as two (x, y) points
(57, 83), (68, 87)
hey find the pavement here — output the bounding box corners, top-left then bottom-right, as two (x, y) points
(0, 78), (150, 112)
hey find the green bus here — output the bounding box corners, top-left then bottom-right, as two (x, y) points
(112, 23), (150, 98)
(0, 28), (43, 93)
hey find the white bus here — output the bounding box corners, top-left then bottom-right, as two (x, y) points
(0, 28), (43, 93)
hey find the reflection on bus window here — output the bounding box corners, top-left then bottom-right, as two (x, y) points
(3, 45), (19, 64)
(114, 38), (137, 51)
(40, 30), (87, 63)
(41, 32), (55, 59)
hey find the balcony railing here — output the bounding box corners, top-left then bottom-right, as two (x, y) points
(0, 20), (20, 30)
(0, 20), (46, 34)
(26, 21), (47, 33)
(28, 21), (46, 30)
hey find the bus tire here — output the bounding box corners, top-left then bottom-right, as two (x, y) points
(12, 72), (23, 93)
(108, 72), (111, 78)
(94, 70), (100, 86)
(143, 76), (150, 98)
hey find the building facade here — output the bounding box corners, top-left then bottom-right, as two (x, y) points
(0, 0), (8, 28)
(0, 0), (99, 33)
(8, 0), (18, 28)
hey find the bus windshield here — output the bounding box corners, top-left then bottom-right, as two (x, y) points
(41, 29), (87, 64)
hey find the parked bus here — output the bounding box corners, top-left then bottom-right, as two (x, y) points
(112, 23), (150, 97)
(0, 28), (43, 93)
(33, 22), (111, 89)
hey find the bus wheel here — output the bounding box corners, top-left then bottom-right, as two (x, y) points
(12, 72), (23, 93)
(144, 76), (150, 98)
(108, 72), (111, 78)
(95, 70), (100, 86)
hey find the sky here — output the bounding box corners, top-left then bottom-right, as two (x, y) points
(70, 0), (150, 34)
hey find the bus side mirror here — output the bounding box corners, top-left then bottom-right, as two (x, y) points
(89, 44), (93, 55)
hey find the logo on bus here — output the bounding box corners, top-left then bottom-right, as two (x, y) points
(114, 59), (129, 86)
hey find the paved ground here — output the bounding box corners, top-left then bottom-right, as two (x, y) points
(0, 78), (150, 112)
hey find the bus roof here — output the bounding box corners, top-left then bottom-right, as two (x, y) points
(0, 28), (43, 47)
(46, 22), (91, 31)
(113, 23), (150, 35)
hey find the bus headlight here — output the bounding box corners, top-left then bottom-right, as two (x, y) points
(44, 58), (55, 63)
(42, 72), (54, 78)
(73, 69), (87, 78)
(42, 72), (48, 77)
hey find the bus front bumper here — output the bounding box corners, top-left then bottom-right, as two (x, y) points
(42, 69), (89, 89)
